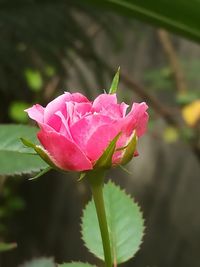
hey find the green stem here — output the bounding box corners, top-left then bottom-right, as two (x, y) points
(87, 170), (112, 267)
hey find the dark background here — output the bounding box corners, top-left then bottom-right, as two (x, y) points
(0, 1), (200, 266)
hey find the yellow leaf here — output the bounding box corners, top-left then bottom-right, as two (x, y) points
(182, 100), (200, 127)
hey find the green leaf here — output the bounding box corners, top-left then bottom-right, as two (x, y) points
(0, 151), (48, 177)
(20, 258), (55, 267)
(109, 67), (120, 94)
(83, 0), (200, 42)
(94, 133), (121, 169)
(121, 132), (137, 165)
(24, 69), (43, 92)
(58, 263), (96, 267)
(81, 181), (144, 264)
(0, 124), (48, 176)
(0, 242), (17, 252)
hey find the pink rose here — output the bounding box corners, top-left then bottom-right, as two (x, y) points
(25, 92), (148, 172)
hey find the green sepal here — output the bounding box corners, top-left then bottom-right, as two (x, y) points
(29, 166), (52, 181)
(94, 132), (121, 169)
(0, 242), (17, 252)
(109, 67), (120, 94)
(119, 164), (132, 175)
(77, 172), (87, 182)
(21, 138), (58, 170)
(121, 132), (137, 165)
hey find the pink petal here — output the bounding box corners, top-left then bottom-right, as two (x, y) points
(44, 93), (71, 123)
(123, 102), (148, 137)
(66, 101), (75, 124)
(44, 92), (90, 124)
(39, 122), (56, 132)
(70, 114), (113, 153)
(112, 133), (129, 164)
(74, 102), (92, 117)
(55, 111), (72, 139)
(136, 111), (148, 137)
(92, 94), (128, 119)
(104, 102), (148, 164)
(46, 113), (63, 132)
(92, 94), (117, 112)
(25, 104), (44, 124)
(66, 102), (92, 125)
(86, 123), (121, 162)
(120, 102), (129, 117)
(70, 92), (90, 103)
(100, 103), (126, 119)
(38, 130), (92, 171)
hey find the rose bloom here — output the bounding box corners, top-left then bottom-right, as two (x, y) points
(26, 92), (148, 172)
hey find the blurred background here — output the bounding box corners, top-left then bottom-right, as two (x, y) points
(0, 0), (200, 266)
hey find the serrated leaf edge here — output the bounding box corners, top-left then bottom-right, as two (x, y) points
(0, 164), (48, 177)
(81, 180), (145, 264)
(105, 181), (145, 263)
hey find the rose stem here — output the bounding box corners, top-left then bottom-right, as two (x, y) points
(87, 170), (112, 267)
